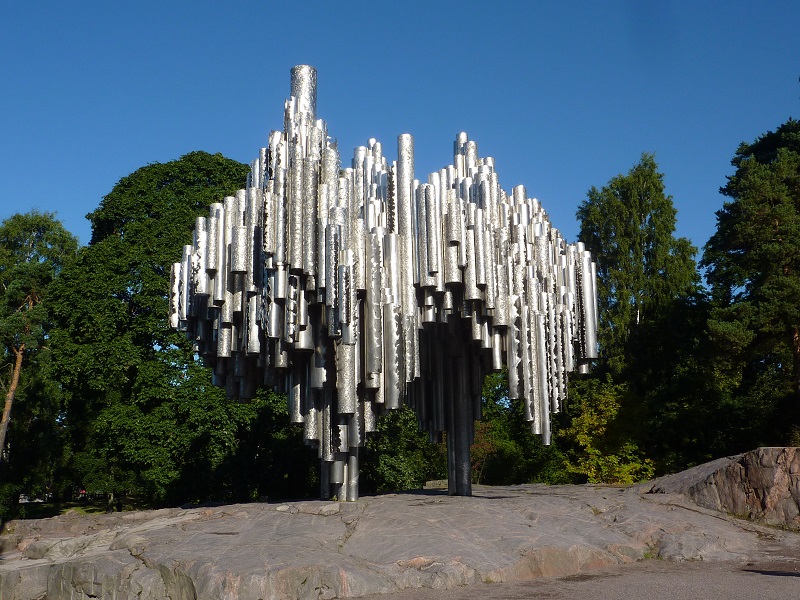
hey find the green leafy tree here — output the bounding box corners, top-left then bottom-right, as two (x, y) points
(701, 118), (800, 442)
(559, 376), (654, 484)
(0, 211), (78, 519)
(48, 151), (313, 505)
(577, 153), (699, 378)
(631, 296), (733, 472)
(0, 212), (78, 457)
(572, 154), (703, 478)
(474, 371), (572, 485)
(360, 405), (446, 493)
(209, 388), (318, 502)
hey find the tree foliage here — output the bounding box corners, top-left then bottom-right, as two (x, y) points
(702, 118), (800, 441)
(577, 153), (699, 378)
(559, 376), (653, 484)
(0, 211), (78, 518)
(473, 371), (573, 485)
(47, 151), (316, 505)
(361, 406), (447, 493)
(571, 154), (707, 479)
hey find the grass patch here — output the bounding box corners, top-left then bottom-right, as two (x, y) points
(14, 496), (152, 521)
(641, 545), (661, 560)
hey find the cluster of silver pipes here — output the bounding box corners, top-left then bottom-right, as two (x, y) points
(169, 65), (598, 501)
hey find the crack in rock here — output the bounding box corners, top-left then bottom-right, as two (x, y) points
(338, 516), (359, 553)
(122, 543), (198, 600)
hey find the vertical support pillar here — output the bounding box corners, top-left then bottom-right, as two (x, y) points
(444, 320), (473, 497)
(454, 348), (473, 496)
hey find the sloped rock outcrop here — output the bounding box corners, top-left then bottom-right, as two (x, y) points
(649, 447), (800, 530)
(1, 450), (799, 600)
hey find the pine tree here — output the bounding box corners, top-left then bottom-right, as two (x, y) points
(702, 118), (800, 440)
(0, 211), (78, 519)
(0, 212), (78, 462)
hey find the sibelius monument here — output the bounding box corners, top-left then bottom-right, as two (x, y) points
(169, 65), (598, 501)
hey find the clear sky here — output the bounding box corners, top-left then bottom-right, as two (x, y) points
(2, 1), (798, 254)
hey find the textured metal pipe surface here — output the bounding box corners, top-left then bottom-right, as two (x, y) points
(170, 65), (598, 501)
(290, 65), (317, 120)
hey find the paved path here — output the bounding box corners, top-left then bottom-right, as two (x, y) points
(358, 556), (800, 600)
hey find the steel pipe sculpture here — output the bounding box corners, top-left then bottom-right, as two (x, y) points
(169, 65), (598, 501)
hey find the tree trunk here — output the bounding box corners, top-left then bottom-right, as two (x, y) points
(793, 327), (800, 427)
(0, 344), (24, 463)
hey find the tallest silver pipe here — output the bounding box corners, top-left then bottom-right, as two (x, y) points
(290, 65), (317, 120)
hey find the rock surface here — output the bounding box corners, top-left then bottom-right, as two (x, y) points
(649, 447), (800, 530)
(1, 448), (799, 600)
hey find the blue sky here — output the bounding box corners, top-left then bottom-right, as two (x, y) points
(2, 1), (798, 255)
